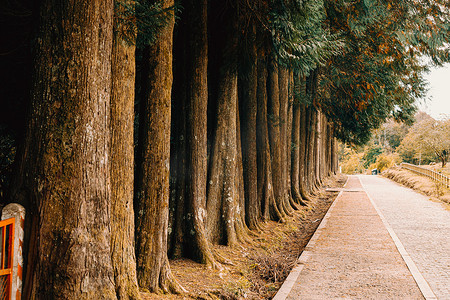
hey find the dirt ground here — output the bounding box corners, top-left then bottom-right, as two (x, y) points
(142, 173), (347, 300)
(383, 166), (450, 206)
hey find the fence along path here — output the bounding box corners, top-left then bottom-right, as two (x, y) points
(400, 162), (450, 188)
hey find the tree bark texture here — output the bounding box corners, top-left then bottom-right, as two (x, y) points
(286, 68), (299, 210)
(278, 65), (294, 214)
(168, 3), (188, 259)
(310, 108), (319, 193)
(314, 110), (322, 187)
(268, 58), (290, 218)
(182, 0), (218, 266)
(110, 1), (140, 298)
(256, 52), (282, 222)
(16, 0), (116, 298)
(206, 0), (239, 246)
(291, 74), (307, 206)
(135, 0), (180, 292)
(304, 70), (319, 195)
(235, 100), (252, 241)
(298, 88), (311, 201)
(238, 22), (259, 230)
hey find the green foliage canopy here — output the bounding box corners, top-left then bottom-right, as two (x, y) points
(320, 0), (449, 146)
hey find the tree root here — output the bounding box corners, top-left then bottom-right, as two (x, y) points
(213, 249), (234, 266)
(148, 259), (188, 295)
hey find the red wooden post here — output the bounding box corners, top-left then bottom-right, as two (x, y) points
(1, 204), (25, 300)
(0, 218), (14, 300)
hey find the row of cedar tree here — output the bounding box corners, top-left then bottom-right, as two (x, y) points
(1, 0), (448, 298)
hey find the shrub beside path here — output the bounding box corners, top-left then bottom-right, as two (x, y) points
(276, 175), (426, 299)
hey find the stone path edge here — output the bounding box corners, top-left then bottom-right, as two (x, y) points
(360, 176), (438, 300)
(272, 177), (349, 300)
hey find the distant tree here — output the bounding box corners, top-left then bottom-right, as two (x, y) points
(415, 119), (450, 167)
(372, 112), (433, 152)
(369, 153), (401, 173)
(363, 143), (383, 168)
(385, 124), (408, 150)
(398, 118), (450, 167)
(415, 111), (434, 123)
(339, 146), (366, 174)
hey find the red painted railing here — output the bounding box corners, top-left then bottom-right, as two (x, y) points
(0, 218), (14, 300)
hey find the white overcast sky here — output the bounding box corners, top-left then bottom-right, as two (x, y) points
(418, 63), (450, 120)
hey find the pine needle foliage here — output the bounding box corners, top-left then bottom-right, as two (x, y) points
(320, 0), (449, 146)
(114, 0), (177, 48)
(270, 0), (345, 77)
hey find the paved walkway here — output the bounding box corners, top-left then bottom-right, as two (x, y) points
(360, 175), (450, 299)
(274, 175), (450, 299)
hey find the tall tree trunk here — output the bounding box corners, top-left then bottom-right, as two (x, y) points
(286, 68), (300, 210)
(312, 69), (322, 190)
(323, 118), (329, 177)
(268, 58), (290, 218)
(291, 74), (307, 206)
(168, 10), (187, 259)
(239, 21), (259, 230)
(298, 94), (311, 201)
(183, 0), (219, 266)
(205, 58), (238, 246)
(135, 0), (181, 292)
(322, 115), (328, 180)
(278, 65), (295, 213)
(314, 110), (322, 187)
(332, 136), (339, 174)
(310, 108), (320, 192)
(235, 99), (253, 241)
(305, 70), (319, 195)
(256, 51), (283, 222)
(321, 115), (329, 179)
(110, 1), (140, 298)
(306, 106), (317, 195)
(168, 104), (186, 259)
(206, 0), (239, 247)
(303, 105), (311, 195)
(12, 0), (117, 297)
(326, 122), (333, 176)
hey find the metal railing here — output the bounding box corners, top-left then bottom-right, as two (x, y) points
(400, 162), (450, 188)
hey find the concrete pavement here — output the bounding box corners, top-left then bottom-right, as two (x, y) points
(274, 175), (449, 299)
(360, 175), (450, 299)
